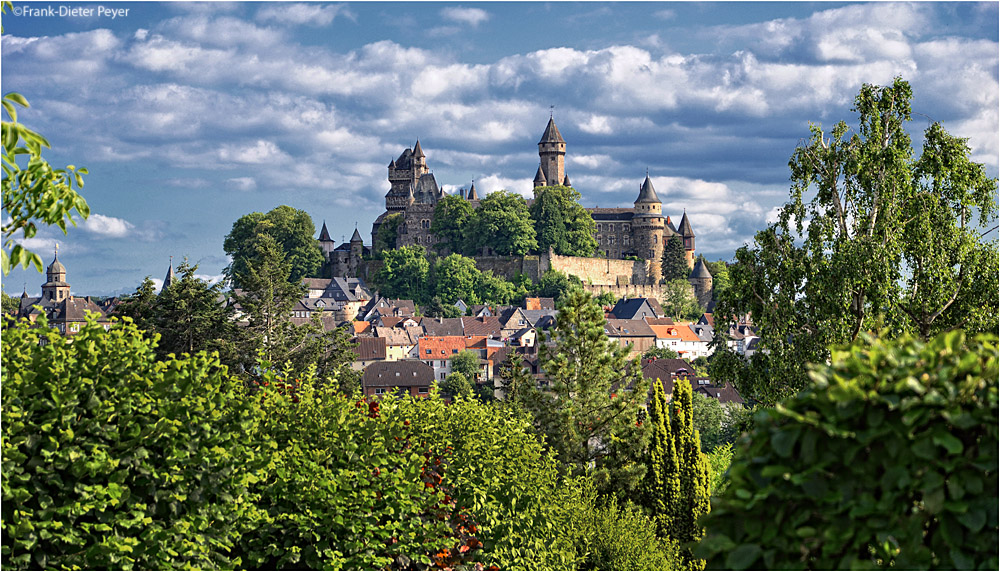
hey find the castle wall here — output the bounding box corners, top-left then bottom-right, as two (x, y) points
(472, 255), (543, 283)
(546, 251), (652, 286)
(583, 283), (664, 300)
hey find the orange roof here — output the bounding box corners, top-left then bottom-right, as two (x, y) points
(418, 336), (467, 358)
(465, 336), (488, 349)
(649, 324), (682, 339)
(352, 321), (371, 335)
(524, 297), (541, 310)
(675, 323), (701, 343)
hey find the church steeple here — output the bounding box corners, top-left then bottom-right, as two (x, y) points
(163, 256), (176, 290)
(41, 244), (70, 302)
(467, 180), (479, 201)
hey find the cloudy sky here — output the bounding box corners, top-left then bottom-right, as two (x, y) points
(2, 1), (997, 296)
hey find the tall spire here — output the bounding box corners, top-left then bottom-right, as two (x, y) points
(413, 139), (425, 158)
(319, 220), (333, 242)
(635, 173), (660, 204)
(163, 256), (175, 290)
(467, 180), (479, 201)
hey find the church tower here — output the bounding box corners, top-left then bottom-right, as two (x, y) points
(41, 245), (70, 303)
(536, 117), (566, 188)
(631, 174), (666, 282)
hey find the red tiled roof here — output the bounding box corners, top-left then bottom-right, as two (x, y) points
(418, 336), (467, 358)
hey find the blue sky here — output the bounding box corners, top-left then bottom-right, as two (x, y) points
(2, 1), (998, 296)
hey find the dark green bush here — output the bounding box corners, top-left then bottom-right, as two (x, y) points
(697, 331), (998, 570)
(2, 316), (255, 570)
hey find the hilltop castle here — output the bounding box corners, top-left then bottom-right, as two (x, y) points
(321, 117), (700, 286)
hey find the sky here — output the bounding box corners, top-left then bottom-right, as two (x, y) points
(2, 1), (998, 297)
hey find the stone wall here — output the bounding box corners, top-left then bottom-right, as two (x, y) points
(545, 250), (652, 287)
(583, 283), (665, 300)
(472, 255), (543, 283)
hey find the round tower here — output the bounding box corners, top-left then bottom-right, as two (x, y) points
(41, 245), (71, 302)
(632, 174), (665, 282)
(688, 258), (714, 308)
(537, 117), (566, 188)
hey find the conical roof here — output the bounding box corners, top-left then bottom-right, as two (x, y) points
(677, 211), (695, 237)
(350, 228), (363, 242)
(47, 248), (66, 275)
(388, 158), (396, 168)
(635, 174), (660, 204)
(690, 258), (712, 279)
(467, 181), (479, 201)
(562, 174), (571, 187)
(413, 139), (425, 158)
(538, 117), (565, 144)
(533, 165), (547, 185)
(319, 221), (333, 242)
(164, 259), (176, 290)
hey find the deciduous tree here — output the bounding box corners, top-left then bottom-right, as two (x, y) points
(431, 194), (474, 254)
(464, 191), (537, 256)
(223, 205), (323, 286)
(373, 245), (430, 303)
(661, 278), (702, 320)
(530, 185), (598, 256)
(712, 78), (997, 406)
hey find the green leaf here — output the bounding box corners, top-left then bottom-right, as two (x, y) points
(726, 543), (762, 571)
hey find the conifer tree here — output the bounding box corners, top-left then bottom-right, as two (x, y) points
(661, 234), (689, 281)
(643, 377), (680, 537)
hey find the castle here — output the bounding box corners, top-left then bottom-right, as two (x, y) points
(322, 117), (703, 289)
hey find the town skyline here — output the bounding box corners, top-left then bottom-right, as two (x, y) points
(3, 1), (997, 296)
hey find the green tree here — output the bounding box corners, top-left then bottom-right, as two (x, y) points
(373, 245), (430, 303)
(112, 276), (158, 333)
(691, 390), (726, 452)
(704, 259), (730, 302)
(476, 270), (516, 306)
(431, 194), (474, 254)
(233, 234), (307, 365)
(2, 315), (255, 570)
(533, 269), (582, 303)
(154, 260), (234, 360)
(661, 278), (702, 320)
(579, 496), (682, 571)
(2, 91), (89, 274)
(432, 253), (481, 304)
(464, 191), (537, 255)
(642, 377), (681, 538)
(530, 185), (598, 256)
(290, 318), (361, 394)
(697, 331), (999, 570)
(450, 349), (481, 383)
(441, 371), (473, 400)
(643, 346), (680, 360)
(712, 78), (998, 407)
(223, 205), (323, 287)
(661, 234), (689, 281)
(373, 212), (403, 254)
(2, 288), (19, 315)
(422, 295), (462, 318)
(525, 289), (648, 495)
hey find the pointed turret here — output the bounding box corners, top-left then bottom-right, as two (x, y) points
(319, 221), (333, 242)
(677, 211), (694, 237)
(467, 181), (480, 201)
(350, 227), (363, 243)
(690, 258), (712, 279)
(163, 258), (176, 290)
(413, 139), (425, 158)
(21, 285), (28, 299)
(533, 164), (547, 188)
(388, 158), (396, 169)
(635, 173), (660, 204)
(538, 117), (565, 144)
(562, 174), (571, 187)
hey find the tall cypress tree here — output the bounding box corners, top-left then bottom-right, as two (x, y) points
(644, 377), (681, 537)
(661, 234), (689, 281)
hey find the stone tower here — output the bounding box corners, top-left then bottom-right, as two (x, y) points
(385, 140), (430, 212)
(318, 221), (336, 260)
(631, 174), (666, 282)
(676, 211), (696, 268)
(688, 258), (714, 308)
(41, 245), (70, 303)
(535, 117), (566, 188)
(349, 227), (364, 275)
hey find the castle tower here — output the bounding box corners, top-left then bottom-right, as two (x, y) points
(385, 140), (431, 212)
(41, 245), (70, 303)
(467, 181), (480, 201)
(536, 117), (566, 188)
(688, 258), (714, 308)
(349, 227), (364, 275)
(676, 211), (696, 268)
(631, 174), (665, 282)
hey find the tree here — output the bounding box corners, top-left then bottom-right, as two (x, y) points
(533, 269), (582, 303)
(2, 315), (256, 570)
(223, 205), (323, 286)
(697, 331), (998, 570)
(476, 270), (516, 306)
(233, 233), (307, 366)
(422, 295), (462, 318)
(661, 279), (702, 320)
(450, 350), (481, 383)
(289, 318), (361, 394)
(432, 253), (481, 304)
(643, 346), (680, 360)
(712, 78), (998, 407)
(431, 194), (474, 254)
(2, 289), (19, 315)
(441, 372), (473, 400)
(373, 212), (403, 254)
(525, 289), (648, 494)
(530, 185), (598, 256)
(373, 245), (430, 303)
(690, 391), (726, 452)
(704, 259), (730, 302)
(2, 91), (89, 274)
(154, 260), (234, 360)
(660, 235), (689, 281)
(645, 376), (710, 568)
(112, 276), (158, 332)
(464, 191), (537, 255)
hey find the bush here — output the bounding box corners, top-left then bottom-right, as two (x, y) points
(579, 496), (682, 571)
(697, 331), (998, 570)
(1, 316), (255, 570)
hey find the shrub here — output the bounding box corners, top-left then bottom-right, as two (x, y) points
(1, 316), (255, 570)
(696, 331), (999, 570)
(579, 496), (682, 571)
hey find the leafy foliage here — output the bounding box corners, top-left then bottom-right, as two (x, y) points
(373, 245), (431, 303)
(432, 253), (481, 304)
(464, 191), (537, 256)
(697, 331), (999, 570)
(441, 372), (473, 400)
(705, 444), (733, 497)
(530, 185), (598, 257)
(661, 234), (689, 281)
(1, 315), (255, 570)
(712, 78), (999, 407)
(2, 288), (19, 315)
(703, 259), (730, 301)
(1, 92), (89, 274)
(374, 211), (403, 254)
(644, 346), (680, 360)
(223, 205), (324, 286)
(691, 390), (727, 452)
(661, 278), (702, 320)
(578, 495), (682, 571)
(533, 269), (583, 303)
(430, 194), (474, 254)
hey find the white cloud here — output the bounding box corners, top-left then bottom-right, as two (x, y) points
(82, 214), (135, 238)
(441, 7), (490, 27)
(257, 3), (354, 27)
(217, 140), (289, 164)
(476, 174), (534, 198)
(134, 29), (149, 41)
(226, 177), (257, 191)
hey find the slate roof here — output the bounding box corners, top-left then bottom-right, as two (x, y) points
(421, 317), (465, 337)
(635, 174), (660, 204)
(363, 360), (434, 388)
(538, 117), (565, 144)
(610, 298), (658, 320)
(677, 212), (695, 237)
(690, 258), (712, 279)
(698, 313), (714, 327)
(643, 317), (676, 326)
(534, 165), (547, 185)
(690, 323), (714, 343)
(605, 319), (656, 338)
(461, 316), (503, 338)
(351, 228), (363, 242)
(588, 208), (635, 221)
(521, 309), (558, 329)
(319, 221), (333, 242)
(695, 382), (745, 405)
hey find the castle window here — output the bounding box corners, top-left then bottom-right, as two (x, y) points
(653, 235), (658, 244)
(597, 235), (603, 245)
(608, 235), (615, 245)
(624, 224), (630, 233)
(623, 235), (630, 246)
(596, 223), (603, 232)
(421, 219), (430, 229)
(607, 224), (615, 233)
